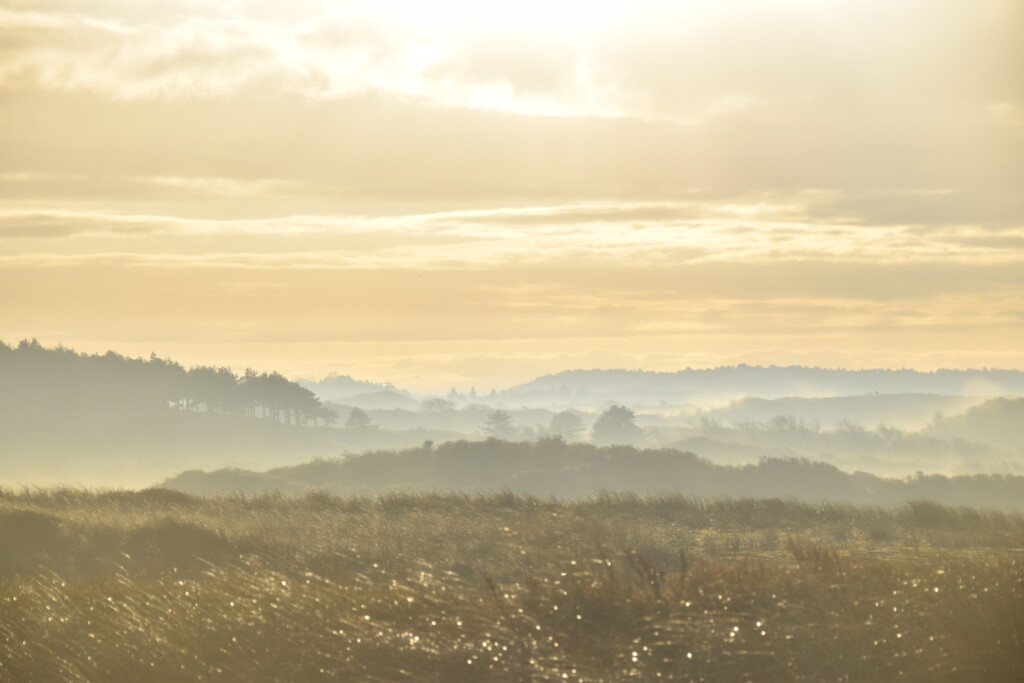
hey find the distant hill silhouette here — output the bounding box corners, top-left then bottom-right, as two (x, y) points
(704, 394), (982, 430)
(926, 397), (1023, 450)
(298, 375), (395, 401)
(508, 367), (1024, 404)
(338, 391), (421, 411)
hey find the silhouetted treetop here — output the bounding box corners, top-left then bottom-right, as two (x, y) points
(481, 409), (517, 440)
(592, 405), (643, 446)
(345, 407), (373, 429)
(549, 410), (586, 441)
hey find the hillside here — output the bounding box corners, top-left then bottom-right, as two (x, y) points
(926, 397), (1024, 450)
(160, 440), (1024, 510)
(0, 340), (344, 486)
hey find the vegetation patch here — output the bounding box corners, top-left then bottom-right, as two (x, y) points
(0, 489), (1021, 681)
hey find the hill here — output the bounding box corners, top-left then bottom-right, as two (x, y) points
(336, 390), (421, 410)
(160, 440), (1024, 510)
(0, 339), (343, 486)
(0, 338), (337, 425)
(298, 374), (392, 401)
(702, 393), (982, 430)
(926, 397), (1024, 450)
(508, 367), (1024, 405)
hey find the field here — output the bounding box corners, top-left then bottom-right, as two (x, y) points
(1, 489), (1022, 682)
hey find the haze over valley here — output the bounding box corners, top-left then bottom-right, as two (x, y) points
(2, 340), (1021, 492)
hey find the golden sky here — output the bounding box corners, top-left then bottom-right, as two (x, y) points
(1, 0), (1022, 389)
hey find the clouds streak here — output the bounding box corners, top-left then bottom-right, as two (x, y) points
(3, 204), (1023, 265)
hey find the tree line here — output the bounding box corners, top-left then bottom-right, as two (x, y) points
(0, 339), (338, 426)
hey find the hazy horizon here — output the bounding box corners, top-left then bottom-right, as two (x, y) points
(8, 336), (1024, 396)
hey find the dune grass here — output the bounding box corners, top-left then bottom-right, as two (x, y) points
(0, 489), (1021, 681)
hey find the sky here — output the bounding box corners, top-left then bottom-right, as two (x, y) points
(1, 0), (1022, 390)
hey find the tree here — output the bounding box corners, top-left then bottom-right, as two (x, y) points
(186, 365), (240, 415)
(345, 407), (373, 429)
(592, 405), (643, 445)
(481, 409), (517, 440)
(313, 401), (340, 427)
(549, 410), (585, 441)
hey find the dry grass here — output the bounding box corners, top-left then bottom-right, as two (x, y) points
(0, 489), (1021, 681)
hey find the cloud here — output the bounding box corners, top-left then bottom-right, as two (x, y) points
(424, 28), (582, 113)
(4, 87), (1018, 222)
(989, 102), (1024, 134)
(2, 1), (1020, 121)
(807, 189), (1024, 228)
(0, 8), (363, 98)
(0, 172), (306, 203)
(589, 1), (1022, 117)
(0, 209), (170, 238)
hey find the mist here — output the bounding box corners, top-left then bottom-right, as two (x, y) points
(3, 339), (1021, 490)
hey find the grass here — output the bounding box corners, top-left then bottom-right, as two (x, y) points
(0, 489), (1022, 681)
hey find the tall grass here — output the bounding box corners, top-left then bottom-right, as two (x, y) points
(0, 489), (1021, 681)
